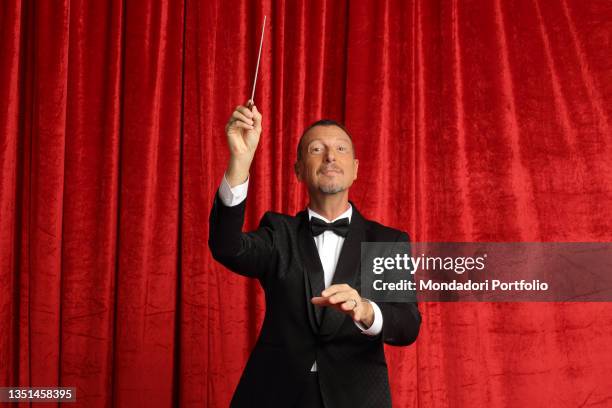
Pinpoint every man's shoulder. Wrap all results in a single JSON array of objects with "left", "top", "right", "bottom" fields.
[
  {"left": 258, "top": 210, "right": 303, "bottom": 228},
  {"left": 362, "top": 217, "right": 410, "bottom": 242}
]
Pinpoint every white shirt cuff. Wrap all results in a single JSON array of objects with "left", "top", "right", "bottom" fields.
[
  {"left": 354, "top": 300, "right": 383, "bottom": 336},
  {"left": 218, "top": 173, "right": 249, "bottom": 207}
]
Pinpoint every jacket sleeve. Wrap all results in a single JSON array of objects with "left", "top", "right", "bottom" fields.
[
  {"left": 379, "top": 232, "right": 422, "bottom": 346},
  {"left": 208, "top": 191, "right": 277, "bottom": 280}
]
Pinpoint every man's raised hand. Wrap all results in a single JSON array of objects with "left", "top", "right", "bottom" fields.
[{"left": 224, "top": 102, "right": 263, "bottom": 187}]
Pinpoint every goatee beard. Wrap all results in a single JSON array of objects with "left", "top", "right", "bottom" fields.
[{"left": 319, "top": 184, "right": 345, "bottom": 194}]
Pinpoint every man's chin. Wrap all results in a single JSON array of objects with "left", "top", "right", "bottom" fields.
[{"left": 318, "top": 184, "right": 346, "bottom": 194}]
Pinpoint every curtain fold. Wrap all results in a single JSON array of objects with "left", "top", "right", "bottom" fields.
[{"left": 1, "top": 0, "right": 611, "bottom": 407}]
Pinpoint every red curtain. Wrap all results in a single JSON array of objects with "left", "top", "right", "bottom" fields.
[{"left": 1, "top": 0, "right": 611, "bottom": 407}]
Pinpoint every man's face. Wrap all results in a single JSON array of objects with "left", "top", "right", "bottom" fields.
[{"left": 294, "top": 125, "right": 359, "bottom": 194}]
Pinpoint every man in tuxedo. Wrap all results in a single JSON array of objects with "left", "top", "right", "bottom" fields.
[{"left": 209, "top": 102, "right": 421, "bottom": 407}]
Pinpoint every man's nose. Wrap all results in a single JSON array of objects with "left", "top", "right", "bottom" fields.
[{"left": 324, "top": 148, "right": 336, "bottom": 162}]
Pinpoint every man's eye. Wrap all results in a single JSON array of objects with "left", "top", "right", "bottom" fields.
[
  {"left": 311, "top": 147, "right": 322, "bottom": 153},
  {"left": 338, "top": 146, "right": 347, "bottom": 152}
]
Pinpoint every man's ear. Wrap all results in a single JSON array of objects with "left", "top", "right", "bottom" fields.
[
  {"left": 353, "top": 158, "right": 359, "bottom": 181},
  {"left": 294, "top": 161, "right": 302, "bottom": 181}
]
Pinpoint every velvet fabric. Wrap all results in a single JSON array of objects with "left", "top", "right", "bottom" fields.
[{"left": 1, "top": 0, "right": 611, "bottom": 407}]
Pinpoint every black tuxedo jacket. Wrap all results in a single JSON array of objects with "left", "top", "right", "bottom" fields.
[{"left": 208, "top": 193, "right": 421, "bottom": 407}]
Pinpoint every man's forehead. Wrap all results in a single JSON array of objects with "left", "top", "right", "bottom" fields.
[{"left": 303, "top": 126, "right": 352, "bottom": 143}]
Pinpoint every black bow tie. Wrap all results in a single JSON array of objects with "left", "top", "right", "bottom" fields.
[{"left": 310, "top": 217, "right": 350, "bottom": 237}]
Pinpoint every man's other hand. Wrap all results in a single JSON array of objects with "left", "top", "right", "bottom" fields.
[{"left": 311, "top": 283, "right": 374, "bottom": 328}]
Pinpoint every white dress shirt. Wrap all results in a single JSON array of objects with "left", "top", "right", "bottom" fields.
[{"left": 218, "top": 175, "right": 383, "bottom": 372}]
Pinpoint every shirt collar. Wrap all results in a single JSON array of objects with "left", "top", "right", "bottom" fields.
[{"left": 308, "top": 204, "right": 353, "bottom": 223}]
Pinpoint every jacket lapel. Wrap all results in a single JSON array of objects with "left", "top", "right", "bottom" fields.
[
  {"left": 297, "top": 210, "right": 324, "bottom": 332},
  {"left": 319, "top": 204, "right": 366, "bottom": 339}
]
